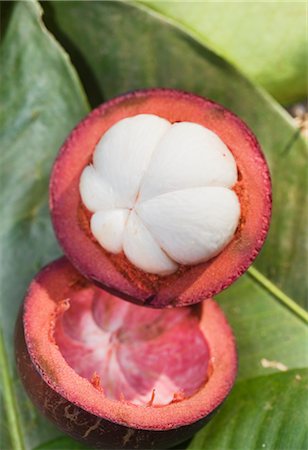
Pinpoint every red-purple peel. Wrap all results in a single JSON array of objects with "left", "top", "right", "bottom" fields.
[{"left": 50, "top": 89, "right": 272, "bottom": 308}]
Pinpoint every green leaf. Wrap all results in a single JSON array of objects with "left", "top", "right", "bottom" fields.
[
  {"left": 0, "top": 0, "right": 88, "bottom": 448},
  {"left": 33, "top": 436, "right": 88, "bottom": 450},
  {"left": 140, "top": 1, "right": 307, "bottom": 104},
  {"left": 0, "top": 329, "right": 24, "bottom": 450},
  {"left": 188, "top": 369, "right": 308, "bottom": 450},
  {"left": 216, "top": 273, "right": 308, "bottom": 381},
  {"left": 46, "top": 0, "right": 308, "bottom": 307}
]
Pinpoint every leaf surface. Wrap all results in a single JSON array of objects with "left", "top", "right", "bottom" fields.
[
  {"left": 33, "top": 437, "right": 87, "bottom": 450},
  {"left": 188, "top": 369, "right": 308, "bottom": 450},
  {"left": 141, "top": 1, "right": 307, "bottom": 104},
  {"left": 0, "top": 1, "right": 88, "bottom": 448},
  {"left": 217, "top": 274, "right": 308, "bottom": 382}
]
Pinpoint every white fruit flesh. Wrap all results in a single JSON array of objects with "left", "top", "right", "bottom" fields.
[{"left": 80, "top": 114, "right": 240, "bottom": 275}]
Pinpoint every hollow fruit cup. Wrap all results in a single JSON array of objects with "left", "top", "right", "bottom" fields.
[
  {"left": 16, "top": 258, "right": 237, "bottom": 450},
  {"left": 50, "top": 89, "right": 271, "bottom": 308}
]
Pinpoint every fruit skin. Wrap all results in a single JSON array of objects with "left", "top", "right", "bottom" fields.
[
  {"left": 50, "top": 88, "right": 272, "bottom": 307},
  {"left": 15, "top": 314, "right": 214, "bottom": 449},
  {"left": 15, "top": 257, "right": 237, "bottom": 450}
]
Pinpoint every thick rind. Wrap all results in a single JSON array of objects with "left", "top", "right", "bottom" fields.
[
  {"left": 16, "top": 322, "right": 218, "bottom": 449},
  {"left": 50, "top": 89, "right": 272, "bottom": 307},
  {"left": 15, "top": 258, "right": 237, "bottom": 449},
  {"left": 15, "top": 313, "right": 216, "bottom": 449}
]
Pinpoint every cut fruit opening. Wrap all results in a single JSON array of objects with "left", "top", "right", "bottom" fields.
[
  {"left": 20, "top": 257, "right": 237, "bottom": 431},
  {"left": 50, "top": 89, "right": 271, "bottom": 307},
  {"left": 54, "top": 286, "right": 210, "bottom": 406},
  {"left": 79, "top": 114, "right": 241, "bottom": 276}
]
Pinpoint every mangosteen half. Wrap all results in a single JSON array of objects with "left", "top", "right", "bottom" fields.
[
  {"left": 50, "top": 89, "right": 271, "bottom": 308},
  {"left": 16, "top": 258, "right": 237, "bottom": 450}
]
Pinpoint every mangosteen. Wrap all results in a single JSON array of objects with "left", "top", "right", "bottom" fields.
[
  {"left": 16, "top": 258, "right": 237, "bottom": 450},
  {"left": 50, "top": 89, "right": 271, "bottom": 307}
]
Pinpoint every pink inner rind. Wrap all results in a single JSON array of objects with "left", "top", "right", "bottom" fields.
[
  {"left": 22, "top": 258, "right": 237, "bottom": 431},
  {"left": 54, "top": 288, "right": 209, "bottom": 406}
]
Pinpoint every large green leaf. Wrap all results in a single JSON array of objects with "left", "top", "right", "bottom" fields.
[
  {"left": 188, "top": 369, "right": 308, "bottom": 450},
  {"left": 216, "top": 274, "right": 308, "bottom": 381},
  {"left": 1, "top": 1, "right": 307, "bottom": 450},
  {"left": 0, "top": 1, "right": 88, "bottom": 449},
  {"left": 140, "top": 1, "right": 307, "bottom": 105},
  {"left": 46, "top": 0, "right": 308, "bottom": 307}
]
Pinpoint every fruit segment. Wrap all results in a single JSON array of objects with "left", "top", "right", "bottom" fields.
[
  {"left": 93, "top": 114, "right": 170, "bottom": 208},
  {"left": 140, "top": 121, "right": 237, "bottom": 201},
  {"left": 91, "top": 209, "right": 129, "bottom": 253},
  {"left": 137, "top": 187, "right": 240, "bottom": 265},
  {"left": 79, "top": 165, "right": 115, "bottom": 212},
  {"left": 123, "top": 211, "right": 178, "bottom": 275}
]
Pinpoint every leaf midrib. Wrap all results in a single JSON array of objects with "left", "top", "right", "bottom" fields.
[
  {"left": 0, "top": 328, "right": 25, "bottom": 450},
  {"left": 247, "top": 267, "right": 308, "bottom": 324}
]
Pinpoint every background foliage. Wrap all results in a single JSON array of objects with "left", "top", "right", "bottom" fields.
[{"left": 0, "top": 1, "right": 307, "bottom": 450}]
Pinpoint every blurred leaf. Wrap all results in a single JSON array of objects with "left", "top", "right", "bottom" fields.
[
  {"left": 0, "top": 0, "right": 15, "bottom": 40},
  {"left": 188, "top": 369, "right": 308, "bottom": 450},
  {"left": 0, "top": 0, "right": 88, "bottom": 448},
  {"left": 140, "top": 1, "right": 307, "bottom": 104},
  {"left": 0, "top": 329, "right": 24, "bottom": 450},
  {"left": 33, "top": 436, "right": 88, "bottom": 450},
  {"left": 46, "top": 0, "right": 308, "bottom": 307}
]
